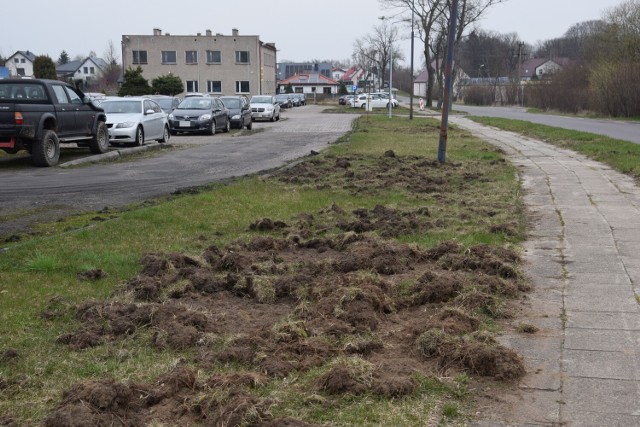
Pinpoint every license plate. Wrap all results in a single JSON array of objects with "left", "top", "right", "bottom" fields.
[{"left": 179, "top": 121, "right": 191, "bottom": 128}]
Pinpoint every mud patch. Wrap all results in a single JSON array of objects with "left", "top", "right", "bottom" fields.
[{"left": 45, "top": 152, "right": 527, "bottom": 425}]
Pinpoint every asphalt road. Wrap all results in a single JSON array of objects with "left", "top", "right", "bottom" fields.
[
  {"left": 0, "top": 105, "right": 355, "bottom": 238},
  {"left": 453, "top": 105, "right": 640, "bottom": 144}
]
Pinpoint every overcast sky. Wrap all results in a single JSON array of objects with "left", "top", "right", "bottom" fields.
[{"left": 1, "top": 0, "right": 623, "bottom": 67}]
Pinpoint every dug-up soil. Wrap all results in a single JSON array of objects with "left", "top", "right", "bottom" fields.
[{"left": 35, "top": 152, "right": 527, "bottom": 426}]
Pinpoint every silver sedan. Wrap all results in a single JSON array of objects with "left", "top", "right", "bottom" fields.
[{"left": 102, "top": 98, "right": 170, "bottom": 146}]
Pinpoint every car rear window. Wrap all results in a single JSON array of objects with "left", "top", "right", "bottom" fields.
[{"left": 0, "top": 83, "right": 47, "bottom": 101}]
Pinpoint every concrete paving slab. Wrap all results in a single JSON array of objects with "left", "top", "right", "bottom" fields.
[
  {"left": 566, "top": 272, "right": 632, "bottom": 286},
  {"left": 566, "top": 311, "right": 640, "bottom": 330},
  {"left": 564, "top": 285, "right": 638, "bottom": 313},
  {"left": 563, "top": 349, "right": 639, "bottom": 380},
  {"left": 562, "top": 377, "right": 640, "bottom": 416},
  {"left": 564, "top": 328, "right": 640, "bottom": 352}
]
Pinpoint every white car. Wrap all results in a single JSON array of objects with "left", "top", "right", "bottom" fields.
[
  {"left": 101, "top": 98, "right": 170, "bottom": 146},
  {"left": 348, "top": 94, "right": 398, "bottom": 109},
  {"left": 250, "top": 95, "right": 281, "bottom": 122}
]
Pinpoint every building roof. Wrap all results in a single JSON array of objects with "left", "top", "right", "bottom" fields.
[
  {"left": 8, "top": 50, "right": 37, "bottom": 62},
  {"left": 56, "top": 57, "right": 108, "bottom": 76},
  {"left": 519, "top": 57, "right": 572, "bottom": 78},
  {"left": 280, "top": 72, "right": 338, "bottom": 85}
]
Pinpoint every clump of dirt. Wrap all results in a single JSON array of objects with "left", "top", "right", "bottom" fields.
[
  {"left": 76, "top": 268, "right": 106, "bottom": 281},
  {"left": 45, "top": 151, "right": 527, "bottom": 425},
  {"left": 0, "top": 349, "right": 19, "bottom": 365}
]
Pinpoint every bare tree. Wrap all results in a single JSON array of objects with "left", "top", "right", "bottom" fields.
[
  {"left": 380, "top": 0, "right": 506, "bottom": 106},
  {"left": 353, "top": 23, "right": 404, "bottom": 90}
]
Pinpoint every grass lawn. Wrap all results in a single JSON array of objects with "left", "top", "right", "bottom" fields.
[{"left": 0, "top": 115, "right": 528, "bottom": 426}]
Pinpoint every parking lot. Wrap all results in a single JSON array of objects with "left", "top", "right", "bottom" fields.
[{"left": 0, "top": 105, "right": 356, "bottom": 238}]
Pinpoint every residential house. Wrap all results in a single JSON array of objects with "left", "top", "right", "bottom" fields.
[
  {"left": 5, "top": 50, "right": 36, "bottom": 78},
  {"left": 339, "top": 67, "right": 376, "bottom": 92},
  {"left": 332, "top": 66, "right": 346, "bottom": 82},
  {"left": 520, "top": 58, "right": 572, "bottom": 80},
  {"left": 413, "top": 62, "right": 469, "bottom": 99},
  {"left": 278, "top": 72, "right": 339, "bottom": 95},
  {"left": 121, "top": 28, "right": 277, "bottom": 96},
  {"left": 277, "top": 62, "right": 332, "bottom": 81},
  {"left": 56, "top": 56, "right": 108, "bottom": 89}
]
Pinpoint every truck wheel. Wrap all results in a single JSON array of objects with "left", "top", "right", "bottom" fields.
[
  {"left": 32, "top": 130, "right": 60, "bottom": 167},
  {"left": 89, "top": 121, "right": 109, "bottom": 154}
]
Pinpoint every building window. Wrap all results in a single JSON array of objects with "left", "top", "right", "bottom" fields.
[
  {"left": 133, "top": 50, "right": 147, "bottom": 64},
  {"left": 83, "top": 67, "right": 88, "bottom": 74},
  {"left": 207, "top": 80, "right": 222, "bottom": 93},
  {"left": 21, "top": 58, "right": 26, "bottom": 63},
  {"left": 185, "top": 50, "right": 198, "bottom": 64},
  {"left": 161, "top": 51, "right": 176, "bottom": 64},
  {"left": 90, "top": 67, "right": 95, "bottom": 74},
  {"left": 16, "top": 68, "right": 25, "bottom": 76},
  {"left": 323, "top": 87, "right": 332, "bottom": 94},
  {"left": 235, "top": 51, "right": 250, "bottom": 64},
  {"left": 186, "top": 81, "right": 199, "bottom": 92},
  {"left": 14, "top": 58, "right": 19, "bottom": 63},
  {"left": 206, "top": 50, "right": 221, "bottom": 64},
  {"left": 235, "top": 81, "right": 250, "bottom": 93}
]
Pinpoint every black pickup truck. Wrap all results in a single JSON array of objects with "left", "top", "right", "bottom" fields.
[{"left": 0, "top": 79, "right": 108, "bottom": 166}]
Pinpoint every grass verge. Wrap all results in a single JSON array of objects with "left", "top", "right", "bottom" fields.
[
  {"left": 0, "top": 115, "right": 527, "bottom": 426},
  {"left": 469, "top": 116, "right": 640, "bottom": 179}
]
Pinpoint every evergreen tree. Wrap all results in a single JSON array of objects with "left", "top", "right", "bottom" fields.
[
  {"left": 338, "top": 82, "right": 348, "bottom": 95},
  {"left": 57, "top": 50, "right": 70, "bottom": 65},
  {"left": 118, "top": 66, "right": 151, "bottom": 96},
  {"left": 151, "top": 74, "right": 183, "bottom": 95},
  {"left": 285, "top": 83, "right": 294, "bottom": 94},
  {"left": 33, "top": 55, "right": 57, "bottom": 79}
]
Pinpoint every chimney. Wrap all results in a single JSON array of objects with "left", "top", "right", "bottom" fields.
[
  {"left": 153, "top": 28, "right": 162, "bottom": 36},
  {"left": 206, "top": 29, "right": 212, "bottom": 36},
  {"left": 232, "top": 28, "right": 239, "bottom": 36},
  {"left": 197, "top": 32, "right": 202, "bottom": 36}
]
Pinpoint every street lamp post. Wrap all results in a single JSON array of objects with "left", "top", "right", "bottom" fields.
[{"left": 379, "top": 15, "right": 398, "bottom": 119}]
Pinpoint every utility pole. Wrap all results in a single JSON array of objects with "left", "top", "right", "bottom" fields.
[
  {"left": 517, "top": 41, "right": 525, "bottom": 107},
  {"left": 409, "top": 0, "right": 415, "bottom": 120}
]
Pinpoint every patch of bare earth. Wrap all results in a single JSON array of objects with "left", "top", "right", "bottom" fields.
[{"left": 42, "top": 152, "right": 527, "bottom": 426}]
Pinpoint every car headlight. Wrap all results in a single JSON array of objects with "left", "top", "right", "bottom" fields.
[
  {"left": 168, "top": 114, "right": 174, "bottom": 120},
  {"left": 231, "top": 114, "right": 241, "bottom": 120},
  {"left": 115, "top": 122, "right": 135, "bottom": 128},
  {"left": 199, "top": 114, "right": 212, "bottom": 121},
  {"left": 264, "top": 107, "right": 273, "bottom": 113}
]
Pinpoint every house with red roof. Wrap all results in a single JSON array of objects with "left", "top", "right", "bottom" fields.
[
  {"left": 278, "top": 72, "right": 340, "bottom": 95},
  {"left": 520, "top": 58, "right": 573, "bottom": 80}
]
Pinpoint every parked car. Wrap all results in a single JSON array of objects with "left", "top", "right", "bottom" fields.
[
  {"left": 287, "top": 93, "right": 301, "bottom": 107},
  {"left": 371, "top": 92, "right": 400, "bottom": 107},
  {"left": 293, "top": 93, "right": 306, "bottom": 105},
  {"left": 339, "top": 94, "right": 356, "bottom": 105},
  {"left": 146, "top": 95, "right": 182, "bottom": 114},
  {"left": 168, "top": 96, "right": 230, "bottom": 135},
  {"left": 348, "top": 94, "right": 397, "bottom": 109},
  {"left": 0, "top": 78, "right": 108, "bottom": 166},
  {"left": 101, "top": 97, "right": 170, "bottom": 146},
  {"left": 219, "top": 95, "right": 252, "bottom": 130},
  {"left": 249, "top": 95, "right": 280, "bottom": 122},
  {"left": 275, "top": 94, "right": 292, "bottom": 108}
]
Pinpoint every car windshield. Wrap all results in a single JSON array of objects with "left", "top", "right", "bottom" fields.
[
  {"left": 154, "top": 98, "right": 174, "bottom": 110},
  {"left": 275, "top": 95, "right": 287, "bottom": 100},
  {"left": 178, "top": 98, "right": 212, "bottom": 109},
  {"left": 0, "top": 83, "right": 47, "bottom": 101},
  {"left": 251, "top": 96, "right": 271, "bottom": 104},
  {"left": 221, "top": 98, "right": 241, "bottom": 109},
  {"left": 101, "top": 100, "right": 142, "bottom": 114}
]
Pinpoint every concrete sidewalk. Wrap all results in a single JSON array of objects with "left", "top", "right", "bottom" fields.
[{"left": 450, "top": 117, "right": 640, "bottom": 426}]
